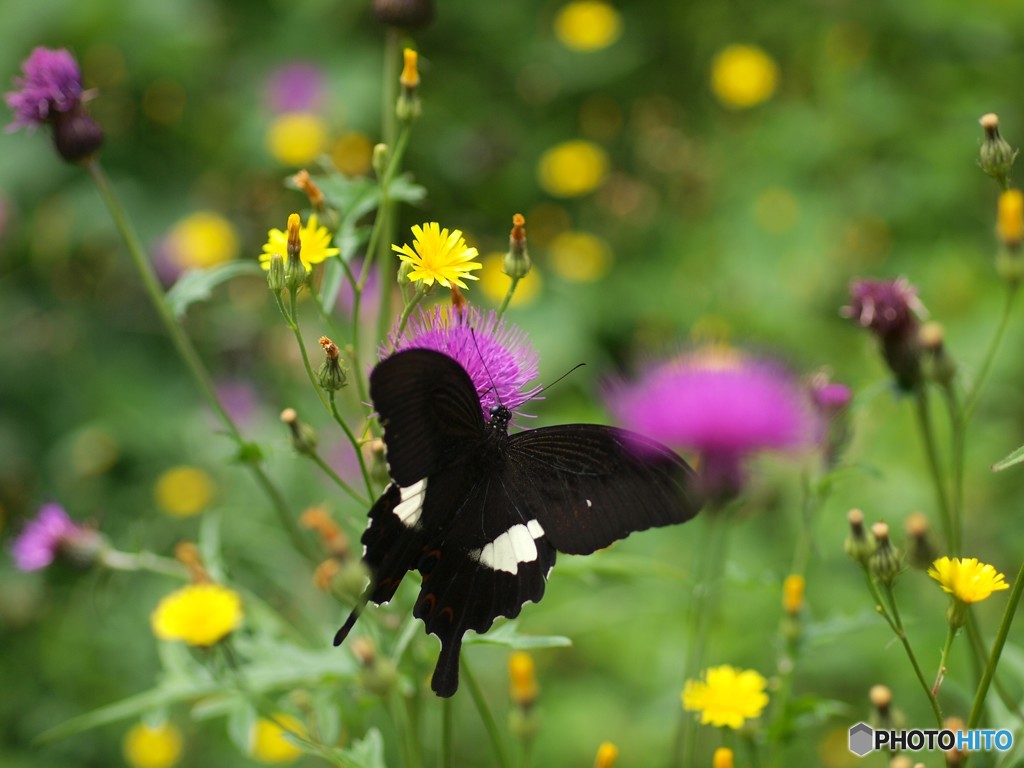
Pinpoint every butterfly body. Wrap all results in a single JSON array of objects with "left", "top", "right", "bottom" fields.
[{"left": 336, "top": 348, "right": 702, "bottom": 697}]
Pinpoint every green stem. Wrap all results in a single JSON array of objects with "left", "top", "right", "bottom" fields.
[
  {"left": 440, "top": 697, "right": 453, "bottom": 768},
  {"left": 375, "top": 29, "right": 402, "bottom": 347},
  {"left": 967, "top": 559, "right": 1024, "bottom": 731},
  {"left": 287, "top": 289, "right": 330, "bottom": 412},
  {"left": 941, "top": 384, "right": 966, "bottom": 557},
  {"left": 462, "top": 657, "right": 512, "bottom": 768},
  {"left": 308, "top": 450, "right": 370, "bottom": 507},
  {"left": 913, "top": 387, "right": 957, "bottom": 553},
  {"left": 963, "top": 283, "right": 1018, "bottom": 421},
  {"left": 496, "top": 276, "right": 521, "bottom": 318},
  {"left": 85, "top": 160, "right": 313, "bottom": 563},
  {"left": 99, "top": 549, "right": 188, "bottom": 578},
  {"left": 394, "top": 292, "right": 426, "bottom": 342},
  {"left": 880, "top": 582, "right": 944, "bottom": 727},
  {"left": 932, "top": 623, "right": 958, "bottom": 696},
  {"left": 965, "top": 611, "right": 1024, "bottom": 719},
  {"left": 329, "top": 392, "right": 375, "bottom": 500}
]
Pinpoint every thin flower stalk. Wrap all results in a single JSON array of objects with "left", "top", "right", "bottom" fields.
[
  {"left": 84, "top": 159, "right": 315, "bottom": 563},
  {"left": 913, "top": 387, "right": 957, "bottom": 553},
  {"left": 932, "top": 624, "right": 957, "bottom": 695},
  {"left": 307, "top": 448, "right": 371, "bottom": 508},
  {"left": 963, "top": 283, "right": 1018, "bottom": 420},
  {"left": 329, "top": 392, "right": 375, "bottom": 499},
  {"left": 462, "top": 657, "right": 513, "bottom": 768},
  {"left": 878, "top": 581, "right": 944, "bottom": 727}
]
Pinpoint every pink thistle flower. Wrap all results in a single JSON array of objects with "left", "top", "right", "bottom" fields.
[
  {"left": 607, "top": 347, "right": 817, "bottom": 501},
  {"left": 6, "top": 47, "right": 84, "bottom": 131},
  {"left": 10, "top": 503, "right": 94, "bottom": 571},
  {"left": 386, "top": 304, "right": 540, "bottom": 418},
  {"left": 842, "top": 277, "right": 927, "bottom": 390}
]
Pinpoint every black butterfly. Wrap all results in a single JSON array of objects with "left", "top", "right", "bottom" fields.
[{"left": 334, "top": 348, "right": 703, "bottom": 697}]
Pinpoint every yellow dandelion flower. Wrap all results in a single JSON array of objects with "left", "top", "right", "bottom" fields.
[
  {"left": 392, "top": 222, "right": 482, "bottom": 289},
  {"left": 593, "top": 741, "right": 619, "bottom": 768},
  {"left": 154, "top": 466, "right": 215, "bottom": 517},
  {"left": 548, "top": 231, "right": 612, "bottom": 282},
  {"left": 250, "top": 714, "right": 306, "bottom": 764},
  {"left": 151, "top": 583, "right": 243, "bottom": 646},
  {"left": 266, "top": 112, "right": 328, "bottom": 166},
  {"left": 479, "top": 252, "right": 542, "bottom": 307},
  {"left": 712, "top": 747, "right": 734, "bottom": 768},
  {"left": 123, "top": 721, "right": 184, "bottom": 768},
  {"left": 710, "top": 44, "right": 779, "bottom": 109},
  {"left": 682, "top": 665, "right": 769, "bottom": 729},
  {"left": 928, "top": 557, "right": 1010, "bottom": 603},
  {"left": 538, "top": 140, "right": 609, "bottom": 197},
  {"left": 165, "top": 212, "right": 239, "bottom": 270},
  {"left": 509, "top": 651, "right": 539, "bottom": 707},
  {"left": 554, "top": 2, "right": 622, "bottom": 52},
  {"left": 259, "top": 213, "right": 339, "bottom": 273}
]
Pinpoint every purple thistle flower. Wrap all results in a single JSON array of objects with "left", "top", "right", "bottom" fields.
[
  {"left": 6, "top": 47, "right": 84, "bottom": 131},
  {"left": 386, "top": 304, "right": 541, "bottom": 417},
  {"left": 842, "top": 277, "right": 927, "bottom": 390},
  {"left": 607, "top": 347, "right": 817, "bottom": 502},
  {"left": 265, "top": 63, "right": 326, "bottom": 114},
  {"left": 10, "top": 503, "right": 89, "bottom": 571}
]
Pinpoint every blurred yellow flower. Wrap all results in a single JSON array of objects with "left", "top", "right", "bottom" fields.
[
  {"left": 782, "top": 573, "right": 805, "bottom": 614},
  {"left": 479, "top": 253, "right": 541, "bottom": 307},
  {"left": 538, "top": 140, "right": 609, "bottom": 197},
  {"left": 928, "top": 557, "right": 1010, "bottom": 603},
  {"left": 151, "top": 583, "right": 242, "bottom": 646},
  {"left": 267, "top": 112, "right": 328, "bottom": 166},
  {"left": 509, "top": 651, "right": 539, "bottom": 706},
  {"left": 682, "top": 665, "right": 769, "bottom": 729},
  {"left": 165, "top": 212, "right": 239, "bottom": 270},
  {"left": 593, "top": 741, "right": 619, "bottom": 768},
  {"left": 710, "top": 45, "right": 779, "bottom": 109},
  {"left": 712, "top": 747, "right": 734, "bottom": 768},
  {"left": 260, "top": 213, "right": 339, "bottom": 272},
  {"left": 154, "top": 466, "right": 215, "bottom": 517},
  {"left": 997, "top": 189, "right": 1024, "bottom": 248},
  {"left": 250, "top": 714, "right": 306, "bottom": 764},
  {"left": 123, "top": 721, "right": 184, "bottom": 768},
  {"left": 554, "top": 1, "right": 622, "bottom": 52},
  {"left": 332, "top": 131, "right": 374, "bottom": 177},
  {"left": 548, "top": 231, "right": 612, "bottom": 282},
  {"left": 392, "top": 222, "right": 482, "bottom": 289}
]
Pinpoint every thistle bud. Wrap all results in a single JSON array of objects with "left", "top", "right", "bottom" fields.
[
  {"left": 373, "top": 0, "right": 435, "bottom": 29},
  {"left": 904, "top": 512, "right": 936, "bottom": 570},
  {"left": 504, "top": 213, "right": 532, "bottom": 280},
  {"left": 52, "top": 106, "right": 105, "bottom": 163},
  {"left": 843, "top": 278, "right": 926, "bottom": 392},
  {"left": 316, "top": 336, "right": 348, "bottom": 392},
  {"left": 979, "top": 113, "right": 1017, "bottom": 187},
  {"left": 267, "top": 252, "right": 285, "bottom": 292},
  {"left": 284, "top": 213, "right": 308, "bottom": 291},
  {"left": 396, "top": 48, "right": 422, "bottom": 123},
  {"left": 281, "top": 407, "right": 317, "bottom": 455},
  {"left": 844, "top": 508, "right": 875, "bottom": 565},
  {"left": 918, "top": 322, "right": 956, "bottom": 387},
  {"left": 868, "top": 522, "right": 901, "bottom": 585}
]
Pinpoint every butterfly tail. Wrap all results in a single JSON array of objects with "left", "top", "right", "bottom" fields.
[
  {"left": 332, "top": 603, "right": 363, "bottom": 646},
  {"left": 430, "top": 635, "right": 463, "bottom": 697}
]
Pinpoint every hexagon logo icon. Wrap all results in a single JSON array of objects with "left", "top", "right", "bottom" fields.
[{"left": 848, "top": 722, "right": 874, "bottom": 757}]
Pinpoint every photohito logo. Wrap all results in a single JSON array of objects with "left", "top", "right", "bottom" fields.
[{"left": 848, "top": 722, "right": 1013, "bottom": 756}]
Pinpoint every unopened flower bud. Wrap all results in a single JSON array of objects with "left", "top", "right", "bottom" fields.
[
  {"left": 372, "top": 143, "right": 389, "bottom": 178},
  {"left": 366, "top": 438, "right": 390, "bottom": 486},
  {"left": 351, "top": 636, "right": 377, "bottom": 667},
  {"left": 868, "top": 522, "right": 901, "bottom": 585},
  {"left": 396, "top": 48, "right": 422, "bottom": 123},
  {"left": 998, "top": 189, "right": 1024, "bottom": 249},
  {"left": 281, "top": 407, "right": 317, "bottom": 455},
  {"left": 283, "top": 213, "right": 308, "bottom": 290},
  {"left": 782, "top": 574, "right": 805, "bottom": 615},
  {"left": 944, "top": 716, "right": 968, "bottom": 765},
  {"left": 844, "top": 278, "right": 925, "bottom": 391},
  {"left": 397, "top": 259, "right": 414, "bottom": 286},
  {"left": 301, "top": 504, "right": 350, "bottom": 558},
  {"left": 312, "top": 559, "right": 341, "bottom": 591},
  {"left": 594, "top": 742, "right": 619, "bottom": 768},
  {"left": 291, "top": 170, "right": 325, "bottom": 210},
  {"left": 335, "top": 559, "right": 371, "bottom": 600},
  {"left": 373, "top": 0, "right": 435, "bottom": 29},
  {"left": 316, "top": 336, "right": 348, "bottom": 392},
  {"left": 869, "top": 684, "right": 905, "bottom": 732},
  {"left": 918, "top": 322, "right": 956, "bottom": 386},
  {"left": 509, "top": 651, "right": 539, "bottom": 708},
  {"left": 904, "top": 512, "right": 937, "bottom": 570},
  {"left": 360, "top": 656, "right": 398, "bottom": 696},
  {"left": 712, "top": 747, "right": 734, "bottom": 768},
  {"left": 52, "top": 106, "right": 104, "bottom": 163},
  {"left": 450, "top": 284, "right": 467, "bottom": 314},
  {"left": 174, "top": 541, "right": 211, "bottom": 583},
  {"left": 267, "top": 252, "right": 285, "bottom": 292},
  {"left": 504, "top": 213, "right": 532, "bottom": 280},
  {"left": 979, "top": 113, "right": 1017, "bottom": 187},
  {"left": 844, "top": 508, "right": 875, "bottom": 564}
]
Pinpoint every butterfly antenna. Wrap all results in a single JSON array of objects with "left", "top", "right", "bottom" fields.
[
  {"left": 469, "top": 327, "right": 505, "bottom": 408},
  {"left": 524, "top": 363, "right": 586, "bottom": 404}
]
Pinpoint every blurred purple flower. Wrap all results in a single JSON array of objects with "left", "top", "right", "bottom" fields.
[
  {"left": 386, "top": 304, "right": 541, "bottom": 417},
  {"left": 11, "top": 503, "right": 88, "bottom": 571},
  {"left": 6, "top": 47, "right": 84, "bottom": 130},
  {"left": 216, "top": 380, "right": 259, "bottom": 427},
  {"left": 607, "top": 348, "right": 816, "bottom": 502},
  {"left": 336, "top": 259, "right": 381, "bottom": 317},
  {"left": 266, "top": 63, "right": 326, "bottom": 114}
]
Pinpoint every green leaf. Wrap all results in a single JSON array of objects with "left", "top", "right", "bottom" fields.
[
  {"left": 463, "top": 621, "right": 571, "bottom": 649},
  {"left": 165, "top": 261, "right": 263, "bottom": 318},
  {"left": 343, "top": 728, "right": 386, "bottom": 768},
  {"left": 993, "top": 443, "right": 1024, "bottom": 472}
]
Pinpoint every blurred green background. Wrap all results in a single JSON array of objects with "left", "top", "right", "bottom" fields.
[{"left": 4, "top": 0, "right": 1024, "bottom": 766}]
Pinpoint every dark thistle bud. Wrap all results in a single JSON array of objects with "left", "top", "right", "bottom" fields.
[
  {"left": 373, "top": 0, "right": 435, "bottom": 29},
  {"left": 979, "top": 113, "right": 1017, "bottom": 187},
  {"left": 396, "top": 48, "right": 422, "bottom": 124},
  {"left": 51, "top": 105, "right": 104, "bottom": 163},
  {"left": 284, "top": 213, "right": 308, "bottom": 291},
  {"left": 316, "top": 336, "right": 348, "bottom": 391},
  {"left": 904, "top": 512, "right": 937, "bottom": 570},
  {"left": 504, "top": 213, "right": 532, "bottom": 280},
  {"left": 280, "top": 407, "right": 317, "bottom": 455},
  {"left": 918, "top": 322, "right": 957, "bottom": 387},
  {"left": 868, "top": 522, "right": 901, "bottom": 585},
  {"left": 267, "top": 252, "right": 285, "bottom": 292},
  {"left": 842, "top": 278, "right": 926, "bottom": 391},
  {"left": 844, "top": 508, "right": 875, "bottom": 565}
]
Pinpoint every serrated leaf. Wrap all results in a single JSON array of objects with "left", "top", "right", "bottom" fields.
[
  {"left": 463, "top": 621, "right": 571, "bottom": 649},
  {"left": 993, "top": 444, "right": 1024, "bottom": 472},
  {"left": 165, "top": 261, "right": 263, "bottom": 318},
  {"left": 343, "top": 728, "right": 386, "bottom": 768}
]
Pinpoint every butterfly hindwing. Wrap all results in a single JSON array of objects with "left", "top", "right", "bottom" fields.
[{"left": 505, "top": 424, "right": 703, "bottom": 555}]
